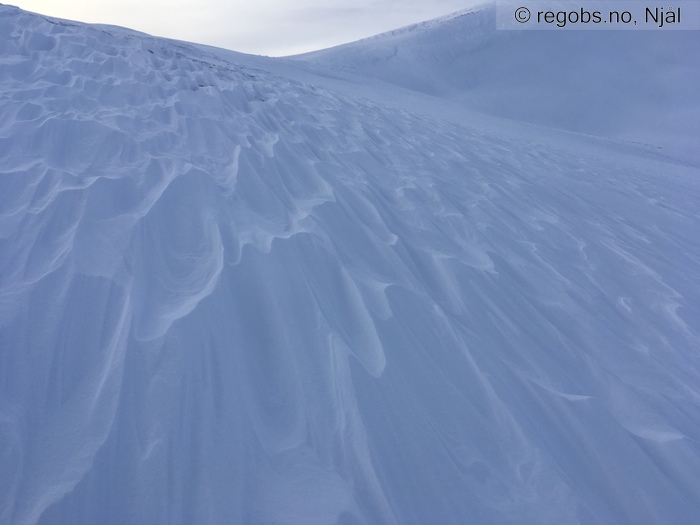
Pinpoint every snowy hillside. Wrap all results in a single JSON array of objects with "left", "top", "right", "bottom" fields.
[
  {"left": 297, "top": 4, "right": 700, "bottom": 162},
  {"left": 1, "top": 3, "right": 700, "bottom": 525}
]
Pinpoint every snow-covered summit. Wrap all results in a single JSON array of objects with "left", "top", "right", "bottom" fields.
[
  {"left": 1, "top": 5, "right": 699, "bottom": 525},
  {"left": 297, "top": 2, "right": 700, "bottom": 160}
]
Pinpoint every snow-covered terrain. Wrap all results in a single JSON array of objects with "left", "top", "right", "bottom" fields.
[
  {"left": 1, "top": 3, "right": 699, "bottom": 524},
  {"left": 297, "top": 5, "right": 700, "bottom": 163}
]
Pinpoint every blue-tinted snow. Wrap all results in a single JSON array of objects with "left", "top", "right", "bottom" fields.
[
  {"left": 297, "top": 5, "right": 700, "bottom": 164},
  {"left": 0, "top": 3, "right": 699, "bottom": 525}
]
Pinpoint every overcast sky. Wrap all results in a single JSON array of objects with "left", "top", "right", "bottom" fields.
[{"left": 12, "top": 0, "right": 478, "bottom": 56}]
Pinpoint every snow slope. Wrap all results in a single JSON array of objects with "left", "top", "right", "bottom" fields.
[
  {"left": 1, "top": 4, "right": 699, "bottom": 525},
  {"left": 297, "top": 4, "right": 700, "bottom": 162}
]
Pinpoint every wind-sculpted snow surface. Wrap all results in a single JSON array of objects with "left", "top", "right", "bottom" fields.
[
  {"left": 298, "top": 4, "right": 700, "bottom": 162},
  {"left": 1, "top": 5, "right": 700, "bottom": 525}
]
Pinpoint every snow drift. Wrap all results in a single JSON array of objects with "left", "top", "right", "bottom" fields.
[
  {"left": 0, "top": 3, "right": 699, "bottom": 525},
  {"left": 297, "top": 4, "right": 700, "bottom": 161}
]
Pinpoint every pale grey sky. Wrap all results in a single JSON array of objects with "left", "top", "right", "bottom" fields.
[{"left": 12, "top": 0, "right": 478, "bottom": 56}]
